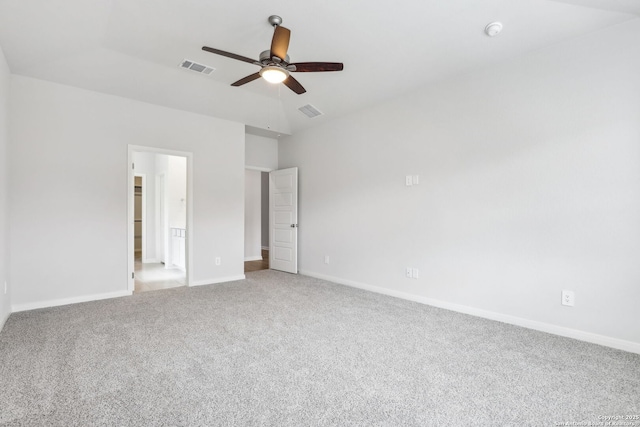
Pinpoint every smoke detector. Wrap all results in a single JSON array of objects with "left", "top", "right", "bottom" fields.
[{"left": 485, "top": 22, "right": 503, "bottom": 37}]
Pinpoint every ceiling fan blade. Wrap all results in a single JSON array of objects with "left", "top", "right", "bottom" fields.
[
  {"left": 289, "top": 62, "right": 344, "bottom": 72},
  {"left": 270, "top": 26, "right": 291, "bottom": 60},
  {"left": 283, "top": 75, "right": 306, "bottom": 95},
  {"left": 231, "top": 72, "right": 262, "bottom": 87},
  {"left": 202, "top": 46, "right": 260, "bottom": 66}
]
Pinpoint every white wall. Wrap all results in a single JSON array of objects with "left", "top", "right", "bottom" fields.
[
  {"left": 167, "top": 155, "right": 187, "bottom": 229},
  {"left": 9, "top": 76, "right": 245, "bottom": 309},
  {"left": 155, "top": 153, "right": 169, "bottom": 264},
  {"left": 150, "top": 153, "right": 187, "bottom": 266},
  {"left": 279, "top": 20, "right": 640, "bottom": 349},
  {"left": 245, "top": 133, "right": 278, "bottom": 170},
  {"left": 244, "top": 169, "right": 262, "bottom": 261},
  {"left": 245, "top": 132, "right": 277, "bottom": 255},
  {"left": 0, "top": 45, "right": 10, "bottom": 329}
]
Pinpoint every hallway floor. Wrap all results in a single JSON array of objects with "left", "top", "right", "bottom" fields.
[
  {"left": 244, "top": 249, "right": 269, "bottom": 273},
  {"left": 134, "top": 248, "right": 267, "bottom": 293},
  {"left": 134, "top": 257, "right": 185, "bottom": 293}
]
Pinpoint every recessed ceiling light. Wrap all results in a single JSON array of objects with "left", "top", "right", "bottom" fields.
[{"left": 485, "top": 22, "right": 503, "bottom": 37}]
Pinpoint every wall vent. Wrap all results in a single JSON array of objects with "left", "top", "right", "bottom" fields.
[
  {"left": 298, "top": 104, "right": 323, "bottom": 119},
  {"left": 179, "top": 59, "right": 215, "bottom": 75}
]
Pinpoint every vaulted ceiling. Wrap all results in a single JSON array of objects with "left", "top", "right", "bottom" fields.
[{"left": 0, "top": 0, "right": 637, "bottom": 136}]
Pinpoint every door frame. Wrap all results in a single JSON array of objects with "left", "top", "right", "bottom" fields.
[{"left": 128, "top": 145, "right": 194, "bottom": 292}]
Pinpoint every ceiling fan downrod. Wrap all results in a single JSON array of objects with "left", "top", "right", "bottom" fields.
[{"left": 268, "top": 15, "right": 282, "bottom": 27}]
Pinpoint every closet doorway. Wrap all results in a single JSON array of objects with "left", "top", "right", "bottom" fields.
[
  {"left": 128, "top": 146, "right": 193, "bottom": 293},
  {"left": 134, "top": 175, "right": 144, "bottom": 259}
]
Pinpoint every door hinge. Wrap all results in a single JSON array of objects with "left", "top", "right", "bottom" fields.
[
  {"left": 132, "top": 272, "right": 135, "bottom": 279},
  {"left": 132, "top": 162, "right": 135, "bottom": 170}
]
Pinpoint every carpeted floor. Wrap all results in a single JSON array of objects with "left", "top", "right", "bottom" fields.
[{"left": 1, "top": 270, "right": 639, "bottom": 426}]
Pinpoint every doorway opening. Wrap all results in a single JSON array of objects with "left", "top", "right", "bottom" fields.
[
  {"left": 128, "top": 146, "right": 193, "bottom": 293},
  {"left": 134, "top": 175, "right": 144, "bottom": 259},
  {"left": 244, "top": 169, "right": 270, "bottom": 273}
]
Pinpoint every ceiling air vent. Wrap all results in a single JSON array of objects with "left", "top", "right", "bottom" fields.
[
  {"left": 179, "top": 59, "right": 215, "bottom": 75},
  {"left": 298, "top": 104, "right": 323, "bottom": 119}
]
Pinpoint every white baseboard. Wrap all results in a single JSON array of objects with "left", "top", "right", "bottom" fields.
[
  {"left": 244, "top": 256, "right": 263, "bottom": 262},
  {"left": 0, "top": 310, "right": 9, "bottom": 332},
  {"left": 299, "top": 270, "right": 640, "bottom": 355},
  {"left": 191, "top": 275, "right": 246, "bottom": 287},
  {"left": 11, "top": 290, "right": 133, "bottom": 313},
  {"left": 142, "top": 258, "right": 160, "bottom": 264}
]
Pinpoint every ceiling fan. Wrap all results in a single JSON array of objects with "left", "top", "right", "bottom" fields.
[{"left": 202, "top": 15, "right": 343, "bottom": 95}]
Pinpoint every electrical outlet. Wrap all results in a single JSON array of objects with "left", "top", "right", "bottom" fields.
[
  {"left": 561, "top": 290, "right": 575, "bottom": 307},
  {"left": 406, "top": 267, "right": 413, "bottom": 278},
  {"left": 215, "top": 257, "right": 221, "bottom": 266},
  {"left": 405, "top": 175, "right": 413, "bottom": 186},
  {"left": 412, "top": 175, "right": 419, "bottom": 185},
  {"left": 412, "top": 268, "right": 419, "bottom": 279},
  {"left": 324, "top": 255, "right": 330, "bottom": 264}
]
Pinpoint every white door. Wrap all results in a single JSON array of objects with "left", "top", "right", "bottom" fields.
[{"left": 269, "top": 167, "right": 298, "bottom": 274}]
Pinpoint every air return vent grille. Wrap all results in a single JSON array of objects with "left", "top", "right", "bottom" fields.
[
  {"left": 298, "top": 104, "right": 323, "bottom": 118},
  {"left": 179, "top": 59, "right": 215, "bottom": 75}
]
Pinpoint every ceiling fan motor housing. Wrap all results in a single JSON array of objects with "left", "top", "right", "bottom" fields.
[{"left": 260, "top": 50, "right": 290, "bottom": 65}]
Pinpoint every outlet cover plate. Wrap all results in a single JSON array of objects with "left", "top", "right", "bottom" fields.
[{"left": 561, "top": 290, "right": 575, "bottom": 306}]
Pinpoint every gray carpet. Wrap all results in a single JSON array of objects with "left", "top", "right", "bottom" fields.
[{"left": 1, "top": 270, "right": 638, "bottom": 426}]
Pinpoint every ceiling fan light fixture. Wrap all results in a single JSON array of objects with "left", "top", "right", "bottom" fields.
[
  {"left": 202, "top": 14, "right": 343, "bottom": 94},
  {"left": 260, "top": 66, "right": 289, "bottom": 84}
]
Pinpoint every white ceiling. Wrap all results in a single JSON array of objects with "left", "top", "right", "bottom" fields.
[{"left": 0, "top": 0, "right": 637, "bottom": 136}]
